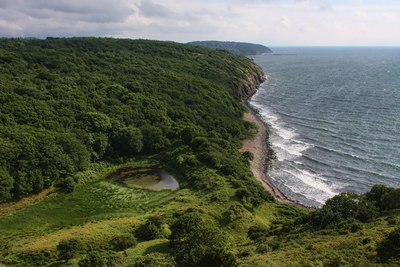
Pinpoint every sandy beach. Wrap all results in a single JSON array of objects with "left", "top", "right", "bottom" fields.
[{"left": 240, "top": 101, "right": 309, "bottom": 208}]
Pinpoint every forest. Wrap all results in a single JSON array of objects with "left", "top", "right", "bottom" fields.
[{"left": 0, "top": 37, "right": 399, "bottom": 267}]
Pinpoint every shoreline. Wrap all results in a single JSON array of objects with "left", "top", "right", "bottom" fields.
[{"left": 240, "top": 100, "right": 310, "bottom": 209}]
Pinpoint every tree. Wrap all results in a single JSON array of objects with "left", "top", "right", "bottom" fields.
[
  {"left": 174, "top": 225, "right": 237, "bottom": 267},
  {"left": 381, "top": 188, "right": 400, "bottom": 211},
  {"left": 169, "top": 211, "right": 203, "bottom": 250},
  {"left": 0, "top": 167, "right": 14, "bottom": 202},
  {"left": 140, "top": 125, "right": 170, "bottom": 153},
  {"left": 57, "top": 238, "right": 86, "bottom": 262},
  {"left": 112, "top": 126, "right": 143, "bottom": 157},
  {"left": 83, "top": 112, "right": 112, "bottom": 132},
  {"left": 365, "top": 184, "right": 394, "bottom": 210}
]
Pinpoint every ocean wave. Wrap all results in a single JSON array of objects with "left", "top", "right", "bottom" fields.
[{"left": 276, "top": 167, "right": 338, "bottom": 204}]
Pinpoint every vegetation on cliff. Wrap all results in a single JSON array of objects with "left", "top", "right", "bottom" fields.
[
  {"left": 187, "top": 41, "right": 272, "bottom": 56},
  {"left": 0, "top": 38, "right": 399, "bottom": 267}
]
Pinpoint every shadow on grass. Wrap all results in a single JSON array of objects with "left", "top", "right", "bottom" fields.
[
  {"left": 143, "top": 240, "right": 169, "bottom": 255},
  {"left": 47, "top": 261, "right": 66, "bottom": 267}
]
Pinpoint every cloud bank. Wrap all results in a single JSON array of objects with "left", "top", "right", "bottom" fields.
[{"left": 0, "top": 0, "right": 399, "bottom": 46}]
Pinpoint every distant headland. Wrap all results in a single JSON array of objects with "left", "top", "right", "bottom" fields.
[{"left": 187, "top": 40, "right": 272, "bottom": 56}]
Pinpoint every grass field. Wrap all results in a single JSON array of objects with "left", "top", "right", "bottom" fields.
[{"left": 1, "top": 160, "right": 399, "bottom": 266}]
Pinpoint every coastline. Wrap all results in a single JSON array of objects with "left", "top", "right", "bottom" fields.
[{"left": 240, "top": 100, "right": 310, "bottom": 209}]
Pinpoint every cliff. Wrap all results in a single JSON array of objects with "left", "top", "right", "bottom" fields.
[{"left": 229, "top": 66, "right": 266, "bottom": 99}]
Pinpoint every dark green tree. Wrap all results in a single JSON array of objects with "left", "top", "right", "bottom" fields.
[
  {"left": 169, "top": 211, "right": 203, "bottom": 250},
  {"left": 365, "top": 184, "right": 394, "bottom": 210},
  {"left": 112, "top": 126, "right": 143, "bottom": 156},
  {"left": 0, "top": 167, "right": 14, "bottom": 202}
]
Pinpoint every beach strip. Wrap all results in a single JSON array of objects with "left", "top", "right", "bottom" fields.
[{"left": 240, "top": 101, "right": 309, "bottom": 208}]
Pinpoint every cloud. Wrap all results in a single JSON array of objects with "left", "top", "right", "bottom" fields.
[
  {"left": 317, "top": 0, "right": 332, "bottom": 11},
  {"left": 1, "top": 0, "right": 135, "bottom": 23},
  {"left": 0, "top": 0, "right": 399, "bottom": 45},
  {"left": 276, "top": 15, "right": 291, "bottom": 27},
  {"left": 137, "top": 0, "right": 173, "bottom": 18}
]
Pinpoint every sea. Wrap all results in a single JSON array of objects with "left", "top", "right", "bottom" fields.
[{"left": 250, "top": 47, "right": 400, "bottom": 207}]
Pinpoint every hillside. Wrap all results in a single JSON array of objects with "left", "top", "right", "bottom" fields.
[
  {"left": 0, "top": 38, "right": 399, "bottom": 267},
  {"left": 187, "top": 41, "right": 272, "bottom": 56}
]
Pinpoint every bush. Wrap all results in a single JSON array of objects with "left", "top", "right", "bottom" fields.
[
  {"left": 110, "top": 234, "right": 137, "bottom": 251},
  {"left": 130, "top": 253, "right": 176, "bottom": 267},
  {"left": 169, "top": 211, "right": 203, "bottom": 250},
  {"left": 57, "top": 238, "right": 86, "bottom": 262},
  {"left": 256, "top": 244, "right": 272, "bottom": 254},
  {"left": 62, "top": 176, "right": 76, "bottom": 193},
  {"left": 135, "top": 216, "right": 166, "bottom": 241},
  {"left": 78, "top": 250, "right": 123, "bottom": 267},
  {"left": 247, "top": 225, "right": 270, "bottom": 242},
  {"left": 16, "top": 251, "right": 56, "bottom": 267},
  {"left": 387, "top": 217, "right": 398, "bottom": 225},
  {"left": 377, "top": 227, "right": 400, "bottom": 262},
  {"left": 179, "top": 246, "right": 238, "bottom": 267}
]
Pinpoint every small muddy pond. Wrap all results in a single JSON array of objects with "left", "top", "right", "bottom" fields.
[{"left": 107, "top": 166, "right": 179, "bottom": 190}]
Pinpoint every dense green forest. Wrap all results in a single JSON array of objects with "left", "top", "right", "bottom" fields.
[
  {"left": 187, "top": 41, "right": 272, "bottom": 56},
  {"left": 0, "top": 37, "right": 267, "bottom": 203},
  {"left": 0, "top": 38, "right": 399, "bottom": 267}
]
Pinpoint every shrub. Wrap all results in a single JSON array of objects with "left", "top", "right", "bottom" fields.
[
  {"left": 387, "top": 216, "right": 398, "bottom": 225},
  {"left": 16, "top": 251, "right": 56, "bottom": 267},
  {"left": 179, "top": 246, "right": 238, "bottom": 267},
  {"left": 377, "top": 227, "right": 400, "bottom": 262},
  {"left": 78, "top": 250, "right": 123, "bottom": 267},
  {"left": 256, "top": 244, "right": 272, "bottom": 254},
  {"left": 169, "top": 211, "right": 203, "bottom": 250},
  {"left": 110, "top": 234, "right": 137, "bottom": 252},
  {"left": 62, "top": 176, "right": 76, "bottom": 193},
  {"left": 247, "top": 225, "right": 270, "bottom": 242},
  {"left": 242, "top": 151, "right": 254, "bottom": 161},
  {"left": 135, "top": 216, "right": 166, "bottom": 241},
  {"left": 57, "top": 238, "right": 86, "bottom": 262},
  {"left": 130, "top": 253, "right": 176, "bottom": 267}
]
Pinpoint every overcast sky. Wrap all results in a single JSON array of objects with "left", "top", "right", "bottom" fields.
[{"left": 0, "top": 0, "right": 399, "bottom": 46}]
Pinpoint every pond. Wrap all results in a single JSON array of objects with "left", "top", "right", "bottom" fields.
[{"left": 106, "top": 166, "right": 179, "bottom": 191}]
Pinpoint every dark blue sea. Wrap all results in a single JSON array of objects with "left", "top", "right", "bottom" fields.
[{"left": 251, "top": 47, "right": 400, "bottom": 207}]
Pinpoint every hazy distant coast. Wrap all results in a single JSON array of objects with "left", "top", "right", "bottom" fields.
[{"left": 187, "top": 41, "right": 272, "bottom": 56}]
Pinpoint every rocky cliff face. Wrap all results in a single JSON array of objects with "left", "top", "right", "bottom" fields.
[{"left": 228, "top": 66, "right": 266, "bottom": 100}]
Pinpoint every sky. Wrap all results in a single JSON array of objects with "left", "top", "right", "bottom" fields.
[{"left": 0, "top": 0, "right": 399, "bottom": 46}]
